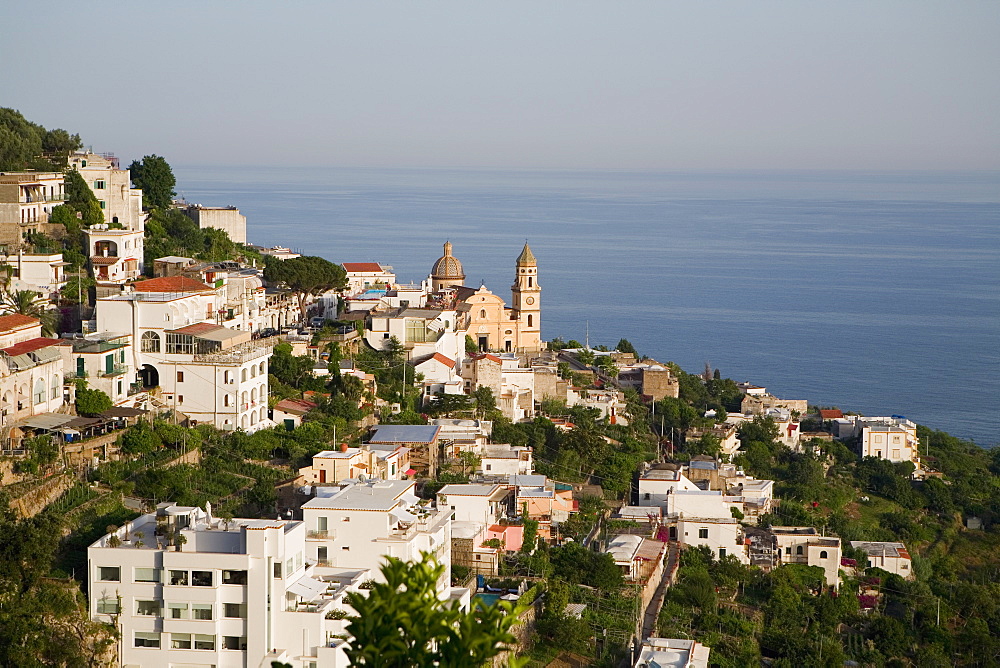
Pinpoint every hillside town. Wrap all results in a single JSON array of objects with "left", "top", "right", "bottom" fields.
[{"left": 0, "top": 125, "right": 994, "bottom": 668}]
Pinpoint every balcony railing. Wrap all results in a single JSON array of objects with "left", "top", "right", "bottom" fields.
[
  {"left": 193, "top": 336, "right": 279, "bottom": 364},
  {"left": 307, "top": 530, "right": 333, "bottom": 539},
  {"left": 100, "top": 364, "right": 129, "bottom": 377},
  {"left": 22, "top": 193, "right": 66, "bottom": 204}
]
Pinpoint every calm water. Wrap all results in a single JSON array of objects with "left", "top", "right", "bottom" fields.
[{"left": 175, "top": 166, "right": 1000, "bottom": 446}]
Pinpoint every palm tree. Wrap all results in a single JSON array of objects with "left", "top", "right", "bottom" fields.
[{"left": 1, "top": 289, "right": 57, "bottom": 335}]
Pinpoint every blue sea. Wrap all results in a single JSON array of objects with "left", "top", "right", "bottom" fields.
[{"left": 175, "top": 166, "right": 1000, "bottom": 446}]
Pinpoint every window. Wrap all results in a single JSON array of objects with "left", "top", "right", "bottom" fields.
[
  {"left": 796, "top": 545, "right": 804, "bottom": 555},
  {"left": 94, "top": 180, "right": 105, "bottom": 189},
  {"left": 134, "top": 632, "right": 160, "bottom": 648},
  {"left": 785, "top": 547, "right": 791, "bottom": 555},
  {"left": 134, "top": 567, "right": 159, "bottom": 583},
  {"left": 141, "top": 331, "right": 160, "bottom": 353},
  {"left": 99, "top": 200, "right": 106, "bottom": 209},
  {"left": 719, "top": 548, "right": 726, "bottom": 558},
  {"left": 191, "top": 570, "right": 213, "bottom": 587},
  {"left": 194, "top": 634, "right": 215, "bottom": 650},
  {"left": 480, "top": 309, "right": 487, "bottom": 319},
  {"left": 192, "top": 603, "right": 213, "bottom": 620},
  {"left": 241, "top": 368, "right": 248, "bottom": 382},
  {"left": 643, "top": 493, "right": 650, "bottom": 500},
  {"left": 135, "top": 600, "right": 160, "bottom": 616},
  {"left": 223, "top": 636, "right": 247, "bottom": 650},
  {"left": 224, "top": 370, "right": 232, "bottom": 384},
  {"left": 486, "top": 464, "right": 492, "bottom": 471},
  {"left": 169, "top": 570, "right": 188, "bottom": 586},
  {"left": 698, "top": 528, "right": 709, "bottom": 539},
  {"left": 177, "top": 371, "right": 184, "bottom": 382},
  {"left": 33, "top": 378, "right": 45, "bottom": 404},
  {"left": 171, "top": 633, "right": 192, "bottom": 649},
  {"left": 224, "top": 603, "right": 246, "bottom": 618},
  {"left": 168, "top": 603, "right": 189, "bottom": 619},
  {"left": 273, "top": 562, "right": 282, "bottom": 579},
  {"left": 177, "top": 395, "right": 184, "bottom": 404},
  {"left": 98, "top": 566, "right": 120, "bottom": 582},
  {"left": 317, "top": 546, "right": 328, "bottom": 562},
  {"left": 224, "top": 394, "right": 231, "bottom": 407},
  {"left": 96, "top": 598, "right": 120, "bottom": 614},
  {"left": 222, "top": 570, "right": 247, "bottom": 585},
  {"left": 820, "top": 550, "right": 828, "bottom": 559}
]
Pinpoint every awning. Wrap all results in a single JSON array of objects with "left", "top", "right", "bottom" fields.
[
  {"left": 19, "top": 414, "right": 76, "bottom": 430},
  {"left": 404, "top": 468, "right": 417, "bottom": 476},
  {"left": 287, "top": 576, "right": 328, "bottom": 599},
  {"left": 391, "top": 508, "right": 417, "bottom": 524}
]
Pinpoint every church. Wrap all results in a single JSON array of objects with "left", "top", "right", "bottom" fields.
[{"left": 429, "top": 241, "right": 542, "bottom": 353}]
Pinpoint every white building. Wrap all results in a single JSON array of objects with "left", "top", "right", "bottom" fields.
[
  {"left": 0, "top": 171, "right": 66, "bottom": 249},
  {"left": 675, "top": 517, "right": 749, "bottom": 564},
  {"left": 850, "top": 541, "right": 913, "bottom": 579},
  {"left": 638, "top": 468, "right": 701, "bottom": 507},
  {"left": 480, "top": 444, "right": 533, "bottom": 476},
  {"left": 634, "top": 638, "right": 711, "bottom": 668},
  {"left": 86, "top": 226, "right": 144, "bottom": 289},
  {"left": 68, "top": 152, "right": 144, "bottom": 230},
  {"left": 64, "top": 332, "right": 133, "bottom": 406},
  {"left": 96, "top": 276, "right": 275, "bottom": 432},
  {"left": 0, "top": 314, "right": 64, "bottom": 428},
  {"left": 342, "top": 262, "right": 395, "bottom": 294},
  {"left": 772, "top": 527, "right": 841, "bottom": 588},
  {"left": 437, "top": 483, "right": 511, "bottom": 525},
  {"left": 87, "top": 502, "right": 365, "bottom": 668},
  {"left": 5, "top": 252, "right": 69, "bottom": 302},
  {"left": 184, "top": 205, "right": 247, "bottom": 244},
  {"left": 301, "top": 480, "right": 457, "bottom": 598}
]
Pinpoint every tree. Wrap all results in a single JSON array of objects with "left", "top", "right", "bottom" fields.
[
  {"left": 615, "top": 338, "right": 637, "bottom": 355},
  {"left": 1, "top": 290, "right": 56, "bottom": 335},
  {"left": 264, "top": 256, "right": 347, "bottom": 322},
  {"left": 345, "top": 554, "right": 523, "bottom": 667},
  {"left": 129, "top": 154, "right": 176, "bottom": 209},
  {"left": 75, "top": 384, "right": 112, "bottom": 416},
  {"left": 64, "top": 169, "right": 104, "bottom": 228}
]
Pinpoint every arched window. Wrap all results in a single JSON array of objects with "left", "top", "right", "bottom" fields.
[
  {"left": 528, "top": 277, "right": 532, "bottom": 287},
  {"left": 251, "top": 365, "right": 257, "bottom": 379},
  {"left": 224, "top": 395, "right": 230, "bottom": 407},
  {"left": 141, "top": 331, "right": 160, "bottom": 353},
  {"left": 251, "top": 388, "right": 257, "bottom": 403},
  {"left": 241, "top": 368, "right": 247, "bottom": 382},
  {"left": 241, "top": 415, "right": 248, "bottom": 430},
  {"left": 241, "top": 391, "right": 248, "bottom": 407},
  {"left": 820, "top": 551, "right": 828, "bottom": 559},
  {"left": 224, "top": 370, "right": 232, "bottom": 384},
  {"left": 33, "top": 378, "right": 46, "bottom": 404},
  {"left": 259, "top": 361, "right": 265, "bottom": 375},
  {"left": 796, "top": 546, "right": 803, "bottom": 555},
  {"left": 527, "top": 314, "right": 533, "bottom": 327},
  {"left": 480, "top": 309, "right": 486, "bottom": 319},
  {"left": 50, "top": 374, "right": 60, "bottom": 400}
]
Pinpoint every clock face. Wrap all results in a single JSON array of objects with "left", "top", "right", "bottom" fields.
[{"left": 525, "top": 297, "right": 535, "bottom": 305}]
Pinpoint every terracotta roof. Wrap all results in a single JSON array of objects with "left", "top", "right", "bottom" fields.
[
  {"left": 0, "top": 314, "right": 40, "bottom": 333},
  {"left": 90, "top": 256, "right": 121, "bottom": 265},
  {"left": 819, "top": 409, "right": 844, "bottom": 419},
  {"left": 343, "top": 262, "right": 385, "bottom": 273},
  {"left": 431, "top": 353, "right": 456, "bottom": 369},
  {"left": 274, "top": 398, "right": 318, "bottom": 415},
  {"left": 2, "top": 337, "right": 60, "bottom": 356},
  {"left": 166, "top": 322, "right": 218, "bottom": 336},
  {"left": 132, "top": 276, "right": 214, "bottom": 293}
]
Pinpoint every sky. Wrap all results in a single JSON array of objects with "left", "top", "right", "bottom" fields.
[{"left": 3, "top": 1, "right": 999, "bottom": 170}]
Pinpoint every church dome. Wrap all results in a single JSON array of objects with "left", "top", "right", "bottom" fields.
[{"left": 431, "top": 241, "right": 465, "bottom": 281}]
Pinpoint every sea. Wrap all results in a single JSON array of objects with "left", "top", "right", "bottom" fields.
[{"left": 174, "top": 166, "right": 1000, "bottom": 447}]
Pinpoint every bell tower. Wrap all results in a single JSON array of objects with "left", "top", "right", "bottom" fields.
[{"left": 511, "top": 242, "right": 540, "bottom": 349}]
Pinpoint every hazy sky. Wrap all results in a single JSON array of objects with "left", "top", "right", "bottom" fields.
[{"left": 4, "top": 1, "right": 999, "bottom": 170}]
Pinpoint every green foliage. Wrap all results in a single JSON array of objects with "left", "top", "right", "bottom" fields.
[
  {"left": 264, "top": 255, "right": 347, "bottom": 320},
  {"left": 549, "top": 542, "right": 623, "bottom": 591},
  {"left": 64, "top": 168, "right": 104, "bottom": 227},
  {"left": 15, "top": 435, "right": 60, "bottom": 475},
  {"left": 119, "top": 420, "right": 162, "bottom": 455},
  {"left": 128, "top": 154, "right": 176, "bottom": 209},
  {"left": 0, "top": 107, "right": 81, "bottom": 170},
  {"left": 60, "top": 273, "right": 95, "bottom": 304},
  {"left": 614, "top": 338, "right": 637, "bottom": 355},
  {"left": 345, "top": 554, "right": 524, "bottom": 667},
  {"left": 75, "top": 383, "right": 113, "bottom": 416},
  {"left": 142, "top": 206, "right": 259, "bottom": 268}
]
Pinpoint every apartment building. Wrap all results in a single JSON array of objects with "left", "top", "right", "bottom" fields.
[
  {"left": 183, "top": 204, "right": 247, "bottom": 244},
  {"left": 0, "top": 171, "right": 65, "bottom": 248},
  {"left": 0, "top": 314, "right": 64, "bottom": 428},
  {"left": 96, "top": 277, "right": 275, "bottom": 431},
  {"left": 63, "top": 332, "right": 133, "bottom": 406},
  {"left": 68, "top": 152, "right": 144, "bottom": 230},
  {"left": 88, "top": 502, "right": 365, "bottom": 668},
  {"left": 300, "top": 479, "right": 456, "bottom": 598}
]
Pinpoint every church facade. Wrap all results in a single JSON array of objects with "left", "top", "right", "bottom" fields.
[{"left": 429, "top": 242, "right": 542, "bottom": 354}]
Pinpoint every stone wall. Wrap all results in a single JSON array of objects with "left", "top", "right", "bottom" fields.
[{"left": 8, "top": 472, "right": 74, "bottom": 518}]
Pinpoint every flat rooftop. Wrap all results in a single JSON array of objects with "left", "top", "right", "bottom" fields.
[{"left": 303, "top": 479, "right": 415, "bottom": 512}]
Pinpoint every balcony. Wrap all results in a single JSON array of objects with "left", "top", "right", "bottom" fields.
[
  {"left": 193, "top": 336, "right": 278, "bottom": 364},
  {"left": 307, "top": 530, "right": 334, "bottom": 540},
  {"left": 21, "top": 193, "right": 66, "bottom": 204},
  {"left": 100, "top": 364, "right": 129, "bottom": 377}
]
